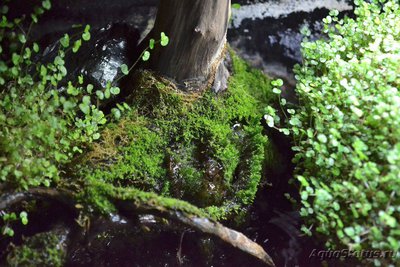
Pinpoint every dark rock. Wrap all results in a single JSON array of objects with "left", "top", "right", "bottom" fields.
[{"left": 38, "top": 23, "right": 140, "bottom": 95}]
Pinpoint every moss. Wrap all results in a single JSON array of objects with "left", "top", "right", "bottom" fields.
[
  {"left": 89, "top": 179, "right": 209, "bottom": 219},
  {"left": 77, "top": 50, "right": 274, "bottom": 220},
  {"left": 228, "top": 50, "right": 274, "bottom": 110},
  {"left": 6, "top": 231, "right": 67, "bottom": 267},
  {"left": 86, "top": 116, "right": 168, "bottom": 191}
]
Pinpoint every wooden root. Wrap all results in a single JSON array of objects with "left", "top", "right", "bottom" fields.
[
  {"left": 174, "top": 211, "right": 275, "bottom": 266},
  {"left": 0, "top": 188, "right": 76, "bottom": 212},
  {"left": 0, "top": 187, "right": 275, "bottom": 266}
]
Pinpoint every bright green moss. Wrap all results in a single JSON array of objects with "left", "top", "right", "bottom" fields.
[
  {"left": 79, "top": 50, "right": 274, "bottom": 220},
  {"left": 229, "top": 50, "right": 274, "bottom": 110},
  {"left": 87, "top": 116, "right": 168, "bottom": 191},
  {"left": 88, "top": 179, "right": 209, "bottom": 219}
]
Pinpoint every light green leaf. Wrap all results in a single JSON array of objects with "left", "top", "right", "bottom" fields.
[
  {"left": 87, "top": 84, "right": 94, "bottom": 94},
  {"left": 3, "top": 227, "right": 14, "bottom": 237},
  {"left": 120, "top": 64, "right": 129, "bottom": 75},
  {"left": 344, "top": 227, "right": 355, "bottom": 237},
  {"left": 142, "top": 51, "right": 150, "bottom": 61},
  {"left": 149, "top": 38, "right": 155, "bottom": 49},
  {"left": 104, "top": 88, "right": 111, "bottom": 99},
  {"left": 93, "top": 133, "right": 101, "bottom": 140},
  {"left": 264, "top": 115, "right": 274, "bottom": 128},
  {"left": 18, "top": 34, "right": 26, "bottom": 44},
  {"left": 272, "top": 88, "right": 281, "bottom": 94},
  {"left": 82, "top": 31, "right": 91, "bottom": 41},
  {"left": 54, "top": 56, "right": 64, "bottom": 66},
  {"left": 317, "top": 134, "right": 328, "bottom": 143},
  {"left": 232, "top": 3, "right": 241, "bottom": 9},
  {"left": 33, "top": 43, "right": 39, "bottom": 53},
  {"left": 40, "top": 65, "right": 47, "bottom": 77},
  {"left": 58, "top": 65, "right": 67, "bottom": 77},
  {"left": 42, "top": 0, "right": 51, "bottom": 10},
  {"left": 12, "top": 53, "right": 20, "bottom": 65},
  {"left": 123, "top": 102, "right": 131, "bottom": 110},
  {"left": 110, "top": 87, "right": 120, "bottom": 95},
  {"left": 82, "top": 95, "right": 91, "bottom": 104},
  {"left": 31, "top": 13, "right": 38, "bottom": 23},
  {"left": 289, "top": 117, "right": 301, "bottom": 127},
  {"left": 19, "top": 211, "right": 28, "bottom": 225},
  {"left": 350, "top": 106, "right": 363, "bottom": 117},
  {"left": 112, "top": 108, "right": 121, "bottom": 120},
  {"left": 79, "top": 103, "right": 90, "bottom": 114},
  {"left": 72, "top": 39, "right": 81, "bottom": 53},
  {"left": 160, "top": 32, "right": 169, "bottom": 46},
  {"left": 271, "top": 79, "right": 284, "bottom": 87},
  {"left": 281, "top": 128, "right": 290, "bottom": 135},
  {"left": 96, "top": 90, "right": 104, "bottom": 100},
  {"left": 60, "top": 34, "right": 70, "bottom": 48}
]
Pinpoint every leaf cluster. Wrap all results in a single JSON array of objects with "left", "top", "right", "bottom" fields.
[
  {"left": 0, "top": 0, "right": 126, "bottom": 235},
  {"left": 265, "top": 1, "right": 400, "bottom": 263}
]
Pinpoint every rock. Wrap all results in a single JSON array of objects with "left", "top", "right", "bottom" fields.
[{"left": 38, "top": 23, "right": 140, "bottom": 95}]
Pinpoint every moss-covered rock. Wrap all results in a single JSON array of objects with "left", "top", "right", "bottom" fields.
[{"left": 77, "top": 50, "right": 274, "bottom": 220}]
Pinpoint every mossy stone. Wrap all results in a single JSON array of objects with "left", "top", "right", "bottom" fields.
[{"left": 78, "top": 50, "right": 274, "bottom": 220}]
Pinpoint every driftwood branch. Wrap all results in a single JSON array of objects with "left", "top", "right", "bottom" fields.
[
  {"left": 175, "top": 211, "right": 275, "bottom": 266},
  {"left": 0, "top": 187, "right": 275, "bottom": 266},
  {"left": 114, "top": 197, "right": 275, "bottom": 266},
  {"left": 109, "top": 186, "right": 275, "bottom": 266},
  {"left": 0, "top": 188, "right": 76, "bottom": 212}
]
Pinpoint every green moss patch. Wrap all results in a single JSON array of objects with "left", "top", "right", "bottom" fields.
[{"left": 78, "top": 50, "right": 274, "bottom": 220}]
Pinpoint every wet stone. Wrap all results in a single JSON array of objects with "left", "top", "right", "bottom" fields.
[{"left": 38, "top": 23, "right": 140, "bottom": 93}]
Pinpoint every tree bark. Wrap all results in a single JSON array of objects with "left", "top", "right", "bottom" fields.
[{"left": 147, "top": 0, "right": 231, "bottom": 92}]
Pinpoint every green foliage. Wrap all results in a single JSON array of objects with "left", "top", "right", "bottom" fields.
[
  {"left": 79, "top": 51, "right": 273, "bottom": 220},
  {"left": 0, "top": 0, "right": 169, "bottom": 203},
  {"left": 229, "top": 52, "right": 275, "bottom": 109},
  {"left": 114, "top": 32, "right": 169, "bottom": 80},
  {"left": 6, "top": 231, "right": 66, "bottom": 267},
  {"left": 0, "top": 0, "right": 123, "bottom": 233},
  {"left": 1, "top": 211, "right": 29, "bottom": 236},
  {"left": 1, "top": 212, "right": 17, "bottom": 236},
  {"left": 0, "top": 14, "right": 108, "bottom": 191},
  {"left": 265, "top": 0, "right": 400, "bottom": 261}
]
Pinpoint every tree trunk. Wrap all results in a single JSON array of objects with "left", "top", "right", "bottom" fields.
[{"left": 147, "top": 0, "right": 231, "bottom": 92}]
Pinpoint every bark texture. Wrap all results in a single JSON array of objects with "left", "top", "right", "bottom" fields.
[{"left": 148, "top": 0, "right": 231, "bottom": 91}]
